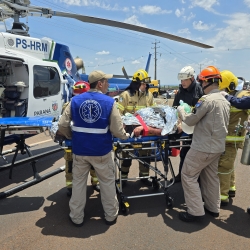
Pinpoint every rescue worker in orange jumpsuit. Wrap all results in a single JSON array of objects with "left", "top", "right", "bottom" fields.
[
  {"left": 218, "top": 70, "right": 250, "bottom": 206},
  {"left": 63, "top": 81, "right": 100, "bottom": 196}
]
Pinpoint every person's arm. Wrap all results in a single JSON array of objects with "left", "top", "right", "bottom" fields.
[
  {"left": 177, "top": 98, "right": 209, "bottom": 126},
  {"left": 133, "top": 125, "right": 162, "bottom": 137},
  {"left": 226, "top": 95, "right": 250, "bottom": 109},
  {"left": 116, "top": 92, "right": 127, "bottom": 115},
  {"left": 109, "top": 103, "right": 129, "bottom": 140},
  {"left": 58, "top": 102, "right": 72, "bottom": 139}
]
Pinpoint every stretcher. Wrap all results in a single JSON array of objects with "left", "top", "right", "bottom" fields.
[{"left": 113, "top": 134, "right": 192, "bottom": 215}]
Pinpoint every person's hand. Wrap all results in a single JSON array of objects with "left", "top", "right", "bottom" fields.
[
  {"left": 176, "top": 106, "right": 185, "bottom": 120},
  {"left": 220, "top": 91, "right": 228, "bottom": 97},
  {"left": 133, "top": 126, "right": 144, "bottom": 137}
]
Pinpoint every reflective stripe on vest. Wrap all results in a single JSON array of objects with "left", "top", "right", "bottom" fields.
[
  {"left": 72, "top": 125, "right": 109, "bottom": 134},
  {"left": 117, "top": 103, "right": 124, "bottom": 111},
  {"left": 230, "top": 107, "right": 242, "bottom": 112},
  {"left": 220, "top": 194, "right": 229, "bottom": 200},
  {"left": 226, "top": 136, "right": 245, "bottom": 142}
]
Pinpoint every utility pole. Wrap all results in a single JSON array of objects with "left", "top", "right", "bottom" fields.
[
  {"left": 199, "top": 64, "right": 204, "bottom": 73},
  {"left": 151, "top": 40, "right": 160, "bottom": 80}
]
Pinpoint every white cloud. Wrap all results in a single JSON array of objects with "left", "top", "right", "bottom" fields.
[
  {"left": 193, "top": 21, "right": 215, "bottom": 31},
  {"left": 139, "top": 5, "right": 172, "bottom": 15},
  {"left": 116, "top": 57, "right": 124, "bottom": 62},
  {"left": 208, "top": 13, "right": 250, "bottom": 49},
  {"left": 177, "top": 28, "right": 191, "bottom": 35},
  {"left": 59, "top": 0, "right": 126, "bottom": 11},
  {"left": 96, "top": 50, "right": 110, "bottom": 55},
  {"left": 183, "top": 12, "right": 195, "bottom": 21},
  {"left": 181, "top": 0, "right": 186, "bottom": 3},
  {"left": 175, "top": 8, "right": 185, "bottom": 18},
  {"left": 244, "top": 0, "right": 250, "bottom": 8},
  {"left": 124, "top": 15, "right": 146, "bottom": 27},
  {"left": 132, "top": 60, "right": 140, "bottom": 64},
  {"left": 190, "top": 0, "right": 219, "bottom": 11}
]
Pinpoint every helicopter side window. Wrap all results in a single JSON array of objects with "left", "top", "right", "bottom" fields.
[{"left": 33, "top": 65, "right": 60, "bottom": 98}]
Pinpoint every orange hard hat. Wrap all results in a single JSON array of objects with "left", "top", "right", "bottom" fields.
[
  {"left": 198, "top": 66, "right": 222, "bottom": 82},
  {"left": 72, "top": 81, "right": 90, "bottom": 95}
]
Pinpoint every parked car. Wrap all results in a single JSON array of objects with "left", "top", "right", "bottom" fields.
[
  {"left": 162, "top": 92, "right": 170, "bottom": 99},
  {"left": 162, "top": 90, "right": 175, "bottom": 99}
]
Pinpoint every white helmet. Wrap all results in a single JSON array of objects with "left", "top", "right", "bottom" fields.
[{"left": 177, "top": 66, "right": 195, "bottom": 80}]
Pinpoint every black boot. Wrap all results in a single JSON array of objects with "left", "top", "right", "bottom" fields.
[
  {"left": 228, "top": 190, "right": 235, "bottom": 197},
  {"left": 204, "top": 207, "right": 219, "bottom": 217},
  {"left": 247, "top": 207, "right": 250, "bottom": 214},
  {"left": 92, "top": 184, "right": 100, "bottom": 192},
  {"left": 139, "top": 173, "right": 152, "bottom": 186},
  {"left": 67, "top": 188, "right": 72, "bottom": 197},
  {"left": 179, "top": 212, "right": 204, "bottom": 222}
]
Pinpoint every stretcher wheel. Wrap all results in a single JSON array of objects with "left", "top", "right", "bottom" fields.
[
  {"left": 120, "top": 201, "right": 129, "bottom": 215},
  {"left": 152, "top": 179, "right": 160, "bottom": 190},
  {"left": 166, "top": 195, "right": 174, "bottom": 208}
]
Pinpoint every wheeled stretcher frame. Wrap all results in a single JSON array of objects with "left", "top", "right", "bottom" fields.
[{"left": 113, "top": 135, "right": 191, "bottom": 215}]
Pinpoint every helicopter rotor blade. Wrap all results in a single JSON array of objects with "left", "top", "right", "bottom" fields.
[
  {"left": 48, "top": 11, "right": 213, "bottom": 49},
  {"left": 0, "top": 2, "right": 213, "bottom": 48},
  {"left": 122, "top": 66, "right": 130, "bottom": 79}
]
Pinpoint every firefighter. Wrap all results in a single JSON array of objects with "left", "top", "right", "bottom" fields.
[
  {"left": 63, "top": 81, "right": 100, "bottom": 197},
  {"left": 171, "top": 66, "right": 203, "bottom": 183},
  {"left": 116, "top": 69, "right": 155, "bottom": 185},
  {"left": 177, "top": 66, "right": 230, "bottom": 222},
  {"left": 218, "top": 71, "right": 250, "bottom": 206}
]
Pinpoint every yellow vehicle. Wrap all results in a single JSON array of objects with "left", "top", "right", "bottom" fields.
[{"left": 149, "top": 80, "right": 160, "bottom": 98}]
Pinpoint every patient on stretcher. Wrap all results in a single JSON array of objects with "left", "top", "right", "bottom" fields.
[{"left": 122, "top": 105, "right": 180, "bottom": 137}]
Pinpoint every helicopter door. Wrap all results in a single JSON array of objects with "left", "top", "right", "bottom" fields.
[{"left": 27, "top": 62, "right": 63, "bottom": 118}]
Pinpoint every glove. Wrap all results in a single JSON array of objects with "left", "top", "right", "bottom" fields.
[{"left": 220, "top": 91, "right": 228, "bottom": 97}]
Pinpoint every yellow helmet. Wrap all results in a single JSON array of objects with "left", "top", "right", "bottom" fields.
[
  {"left": 220, "top": 70, "right": 238, "bottom": 92},
  {"left": 132, "top": 69, "right": 151, "bottom": 83}
]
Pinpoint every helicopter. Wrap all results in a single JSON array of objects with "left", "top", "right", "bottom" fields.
[{"left": 0, "top": 0, "right": 213, "bottom": 151}]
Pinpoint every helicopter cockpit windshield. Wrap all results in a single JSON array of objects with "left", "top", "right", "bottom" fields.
[{"left": 33, "top": 66, "right": 60, "bottom": 98}]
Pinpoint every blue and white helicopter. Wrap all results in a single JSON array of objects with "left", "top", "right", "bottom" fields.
[{"left": 0, "top": 0, "right": 213, "bottom": 152}]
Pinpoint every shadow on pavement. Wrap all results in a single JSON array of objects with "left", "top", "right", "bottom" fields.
[
  {"left": 212, "top": 199, "right": 250, "bottom": 238},
  {"left": 0, "top": 145, "right": 63, "bottom": 190},
  {"left": 36, "top": 186, "right": 110, "bottom": 238},
  {"left": 0, "top": 195, "right": 45, "bottom": 215},
  {"left": 35, "top": 179, "right": 250, "bottom": 239}
]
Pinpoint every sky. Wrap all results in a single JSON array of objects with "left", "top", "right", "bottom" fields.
[{"left": 2, "top": 0, "right": 250, "bottom": 85}]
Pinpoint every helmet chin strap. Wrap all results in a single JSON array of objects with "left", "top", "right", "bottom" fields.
[
  {"left": 201, "top": 78, "right": 220, "bottom": 91},
  {"left": 202, "top": 81, "right": 214, "bottom": 91}
]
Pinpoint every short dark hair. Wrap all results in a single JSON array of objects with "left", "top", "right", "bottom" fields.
[{"left": 89, "top": 78, "right": 105, "bottom": 89}]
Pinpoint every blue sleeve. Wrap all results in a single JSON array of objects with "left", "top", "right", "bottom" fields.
[{"left": 226, "top": 95, "right": 250, "bottom": 109}]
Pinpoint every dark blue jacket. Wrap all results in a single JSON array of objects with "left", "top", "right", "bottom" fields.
[
  {"left": 173, "top": 80, "right": 203, "bottom": 107},
  {"left": 226, "top": 95, "right": 250, "bottom": 109}
]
